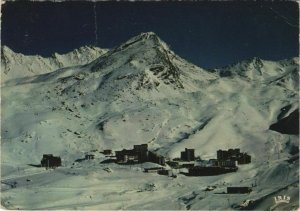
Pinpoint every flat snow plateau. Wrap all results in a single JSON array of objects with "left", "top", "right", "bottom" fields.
[{"left": 1, "top": 32, "right": 299, "bottom": 210}]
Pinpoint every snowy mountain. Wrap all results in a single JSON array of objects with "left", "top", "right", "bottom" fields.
[
  {"left": 1, "top": 32, "right": 299, "bottom": 210},
  {"left": 1, "top": 45, "right": 108, "bottom": 83},
  {"left": 214, "top": 57, "right": 299, "bottom": 90}
]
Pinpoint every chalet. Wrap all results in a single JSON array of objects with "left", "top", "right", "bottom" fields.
[
  {"left": 227, "top": 187, "right": 252, "bottom": 194},
  {"left": 85, "top": 154, "right": 95, "bottom": 160},
  {"left": 103, "top": 149, "right": 112, "bottom": 155},
  {"left": 181, "top": 148, "right": 195, "bottom": 161},
  {"left": 41, "top": 154, "right": 61, "bottom": 169}
]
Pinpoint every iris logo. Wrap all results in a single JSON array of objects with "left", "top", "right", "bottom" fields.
[{"left": 273, "top": 195, "right": 291, "bottom": 204}]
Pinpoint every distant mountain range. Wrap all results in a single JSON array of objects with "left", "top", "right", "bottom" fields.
[{"left": 1, "top": 45, "right": 108, "bottom": 83}]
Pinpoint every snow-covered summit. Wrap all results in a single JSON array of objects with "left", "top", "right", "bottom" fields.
[
  {"left": 87, "top": 32, "right": 185, "bottom": 89},
  {"left": 83, "top": 32, "right": 216, "bottom": 92},
  {"left": 114, "top": 31, "right": 167, "bottom": 51}
]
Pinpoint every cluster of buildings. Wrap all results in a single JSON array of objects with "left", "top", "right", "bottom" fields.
[
  {"left": 39, "top": 146, "right": 253, "bottom": 195},
  {"left": 186, "top": 148, "right": 251, "bottom": 176},
  {"left": 217, "top": 148, "right": 251, "bottom": 165},
  {"left": 115, "top": 144, "right": 165, "bottom": 165},
  {"left": 39, "top": 146, "right": 251, "bottom": 178}
]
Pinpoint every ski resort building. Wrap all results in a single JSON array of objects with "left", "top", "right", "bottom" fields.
[
  {"left": 236, "top": 153, "right": 251, "bottom": 164},
  {"left": 227, "top": 187, "right": 252, "bottom": 194},
  {"left": 174, "top": 147, "right": 253, "bottom": 176},
  {"left": 133, "top": 144, "right": 148, "bottom": 162},
  {"left": 85, "top": 154, "right": 95, "bottom": 160},
  {"left": 187, "top": 165, "right": 238, "bottom": 176},
  {"left": 217, "top": 148, "right": 251, "bottom": 164},
  {"left": 217, "top": 148, "right": 240, "bottom": 160},
  {"left": 148, "top": 151, "right": 166, "bottom": 166},
  {"left": 102, "top": 149, "right": 112, "bottom": 155},
  {"left": 181, "top": 148, "right": 195, "bottom": 161},
  {"left": 41, "top": 154, "right": 61, "bottom": 169},
  {"left": 115, "top": 144, "right": 165, "bottom": 165},
  {"left": 115, "top": 149, "right": 139, "bottom": 163}
]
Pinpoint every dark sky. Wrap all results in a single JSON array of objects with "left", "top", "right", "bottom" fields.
[{"left": 2, "top": 1, "right": 299, "bottom": 68}]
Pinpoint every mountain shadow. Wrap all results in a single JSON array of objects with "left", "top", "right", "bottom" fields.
[{"left": 269, "top": 109, "right": 299, "bottom": 135}]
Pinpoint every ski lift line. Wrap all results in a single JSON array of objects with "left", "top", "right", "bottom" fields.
[{"left": 268, "top": 7, "right": 298, "bottom": 28}]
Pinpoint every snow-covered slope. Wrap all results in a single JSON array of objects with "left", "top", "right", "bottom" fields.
[
  {"left": 1, "top": 32, "right": 299, "bottom": 210},
  {"left": 1, "top": 45, "right": 108, "bottom": 83},
  {"left": 214, "top": 57, "right": 299, "bottom": 90}
]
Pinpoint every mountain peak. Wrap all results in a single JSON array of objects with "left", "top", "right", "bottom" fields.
[
  {"left": 113, "top": 31, "right": 164, "bottom": 53},
  {"left": 87, "top": 32, "right": 188, "bottom": 90},
  {"left": 139, "top": 31, "right": 158, "bottom": 39},
  {"left": 91, "top": 32, "right": 172, "bottom": 70}
]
